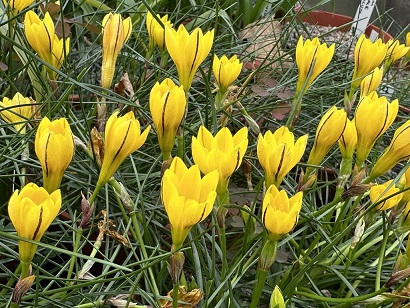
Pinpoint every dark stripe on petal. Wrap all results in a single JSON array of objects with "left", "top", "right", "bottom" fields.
[
  {"left": 110, "top": 121, "right": 131, "bottom": 168},
  {"left": 162, "top": 91, "right": 171, "bottom": 135},
  {"left": 189, "top": 31, "right": 200, "bottom": 76},
  {"left": 45, "top": 134, "right": 51, "bottom": 176},
  {"left": 32, "top": 206, "right": 43, "bottom": 240},
  {"left": 275, "top": 145, "right": 286, "bottom": 182}
]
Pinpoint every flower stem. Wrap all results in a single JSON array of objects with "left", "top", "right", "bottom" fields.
[
  {"left": 249, "top": 267, "right": 268, "bottom": 308},
  {"left": 172, "top": 282, "right": 179, "bottom": 308}
]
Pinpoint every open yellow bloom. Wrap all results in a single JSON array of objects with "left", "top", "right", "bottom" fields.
[
  {"left": 24, "top": 11, "right": 70, "bottom": 79},
  {"left": 35, "top": 117, "right": 74, "bottom": 193},
  {"left": 8, "top": 183, "right": 61, "bottom": 263},
  {"left": 369, "top": 120, "right": 410, "bottom": 180},
  {"left": 354, "top": 91, "right": 398, "bottom": 167},
  {"left": 295, "top": 36, "right": 335, "bottom": 94},
  {"left": 338, "top": 119, "right": 357, "bottom": 159},
  {"left": 351, "top": 34, "right": 387, "bottom": 89},
  {"left": 307, "top": 106, "right": 347, "bottom": 166},
  {"left": 257, "top": 126, "right": 307, "bottom": 188},
  {"left": 262, "top": 184, "right": 303, "bottom": 241},
  {"left": 146, "top": 12, "right": 172, "bottom": 51},
  {"left": 360, "top": 67, "right": 383, "bottom": 98},
  {"left": 385, "top": 39, "right": 410, "bottom": 69},
  {"left": 161, "top": 157, "right": 218, "bottom": 248},
  {"left": 3, "top": 0, "right": 34, "bottom": 14},
  {"left": 213, "top": 55, "right": 242, "bottom": 95},
  {"left": 149, "top": 78, "right": 186, "bottom": 160},
  {"left": 101, "top": 13, "right": 132, "bottom": 89},
  {"left": 0, "top": 92, "right": 33, "bottom": 133},
  {"left": 192, "top": 125, "right": 248, "bottom": 195},
  {"left": 97, "top": 111, "right": 150, "bottom": 186},
  {"left": 165, "top": 24, "right": 214, "bottom": 91},
  {"left": 369, "top": 180, "right": 402, "bottom": 211}
]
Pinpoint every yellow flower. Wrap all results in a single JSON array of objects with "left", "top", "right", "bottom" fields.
[
  {"left": 262, "top": 184, "right": 303, "bottom": 241},
  {"left": 398, "top": 166, "right": 410, "bottom": 203},
  {"left": 97, "top": 111, "right": 150, "bottom": 186},
  {"left": 354, "top": 91, "right": 398, "bottom": 167},
  {"left": 270, "top": 286, "right": 285, "bottom": 308},
  {"left": 0, "top": 92, "right": 33, "bottom": 133},
  {"left": 212, "top": 55, "right": 243, "bottom": 94},
  {"left": 369, "top": 120, "right": 410, "bottom": 180},
  {"left": 149, "top": 78, "right": 186, "bottom": 160},
  {"left": 360, "top": 67, "right": 383, "bottom": 98},
  {"left": 161, "top": 157, "right": 218, "bottom": 248},
  {"left": 307, "top": 106, "right": 347, "bottom": 166},
  {"left": 192, "top": 125, "right": 248, "bottom": 195},
  {"left": 351, "top": 34, "right": 387, "bottom": 89},
  {"left": 338, "top": 119, "right": 357, "bottom": 159},
  {"left": 35, "top": 117, "right": 74, "bottom": 193},
  {"left": 257, "top": 126, "right": 307, "bottom": 188},
  {"left": 146, "top": 12, "right": 172, "bottom": 51},
  {"left": 295, "top": 36, "right": 335, "bottom": 94},
  {"left": 406, "top": 32, "right": 410, "bottom": 58},
  {"left": 165, "top": 24, "right": 214, "bottom": 91},
  {"left": 385, "top": 39, "right": 410, "bottom": 68},
  {"left": 369, "top": 180, "right": 402, "bottom": 211},
  {"left": 8, "top": 183, "right": 61, "bottom": 263},
  {"left": 101, "top": 13, "right": 132, "bottom": 89},
  {"left": 3, "top": 0, "right": 34, "bottom": 14},
  {"left": 24, "top": 11, "right": 70, "bottom": 79}
]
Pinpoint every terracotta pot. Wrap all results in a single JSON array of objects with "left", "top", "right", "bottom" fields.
[{"left": 295, "top": 10, "right": 393, "bottom": 43}]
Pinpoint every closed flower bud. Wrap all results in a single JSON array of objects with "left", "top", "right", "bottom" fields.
[
  {"left": 192, "top": 125, "right": 248, "bottom": 195},
  {"left": 270, "top": 286, "right": 285, "bottom": 308},
  {"left": 369, "top": 180, "right": 402, "bottom": 211},
  {"left": 295, "top": 36, "right": 335, "bottom": 94},
  {"left": 0, "top": 92, "right": 33, "bottom": 133},
  {"left": 355, "top": 92, "right": 398, "bottom": 167},
  {"left": 149, "top": 78, "right": 186, "bottom": 160},
  {"left": 35, "top": 117, "right": 74, "bottom": 193},
  {"left": 360, "top": 67, "right": 383, "bottom": 98},
  {"left": 165, "top": 24, "right": 214, "bottom": 91},
  {"left": 24, "top": 11, "right": 70, "bottom": 80},
  {"left": 8, "top": 183, "right": 61, "bottom": 263},
  {"left": 161, "top": 157, "right": 218, "bottom": 248},
  {"left": 369, "top": 120, "right": 410, "bottom": 180},
  {"left": 3, "top": 0, "right": 34, "bottom": 14},
  {"left": 146, "top": 12, "right": 172, "bottom": 51},
  {"left": 338, "top": 119, "right": 357, "bottom": 159},
  {"left": 101, "top": 13, "right": 132, "bottom": 89},
  {"left": 213, "top": 55, "right": 242, "bottom": 95},
  {"left": 97, "top": 111, "right": 150, "bottom": 186},
  {"left": 262, "top": 184, "right": 303, "bottom": 241},
  {"left": 385, "top": 39, "right": 410, "bottom": 69},
  {"left": 351, "top": 34, "right": 387, "bottom": 89},
  {"left": 257, "top": 126, "right": 307, "bottom": 188},
  {"left": 307, "top": 106, "right": 347, "bottom": 166}
]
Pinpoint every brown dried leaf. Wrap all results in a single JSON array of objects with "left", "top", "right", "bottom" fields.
[
  {"left": 114, "top": 73, "right": 135, "bottom": 99},
  {"left": 161, "top": 286, "right": 203, "bottom": 308},
  {"left": 88, "top": 127, "right": 104, "bottom": 166},
  {"left": 271, "top": 103, "right": 290, "bottom": 120}
]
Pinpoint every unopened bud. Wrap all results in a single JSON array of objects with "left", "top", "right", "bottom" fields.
[
  {"left": 12, "top": 275, "right": 35, "bottom": 305},
  {"left": 80, "top": 192, "right": 94, "bottom": 228},
  {"left": 170, "top": 249, "right": 185, "bottom": 284}
]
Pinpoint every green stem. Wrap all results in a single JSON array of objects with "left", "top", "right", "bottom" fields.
[
  {"left": 19, "top": 261, "right": 30, "bottom": 280},
  {"left": 249, "top": 268, "right": 268, "bottom": 308},
  {"left": 66, "top": 227, "right": 83, "bottom": 282},
  {"left": 172, "top": 282, "right": 179, "bottom": 308}
]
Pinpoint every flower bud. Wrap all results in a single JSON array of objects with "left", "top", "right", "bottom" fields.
[
  {"left": 0, "top": 92, "right": 34, "bottom": 133},
  {"left": 149, "top": 78, "right": 186, "bottom": 160},
  {"left": 165, "top": 24, "right": 214, "bottom": 91},
  {"left": 360, "top": 67, "right": 383, "bottom": 98},
  {"left": 354, "top": 92, "right": 398, "bottom": 167},
  {"left": 97, "top": 111, "right": 150, "bottom": 186},
  {"left": 8, "top": 183, "right": 62, "bottom": 263},
  {"left": 385, "top": 39, "right": 410, "bottom": 69},
  {"left": 295, "top": 36, "right": 335, "bottom": 94},
  {"left": 101, "top": 13, "right": 132, "bottom": 89},
  {"left": 338, "top": 118, "right": 357, "bottom": 159},
  {"left": 146, "top": 12, "right": 172, "bottom": 51},
  {"left": 270, "top": 285, "right": 285, "bottom": 308},
  {"left": 369, "top": 180, "right": 402, "bottom": 211},
  {"left": 35, "top": 117, "right": 74, "bottom": 193},
  {"left": 307, "top": 106, "right": 347, "bottom": 167},
  {"left": 3, "top": 0, "right": 34, "bottom": 14},
  {"left": 213, "top": 55, "right": 242, "bottom": 95}
]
